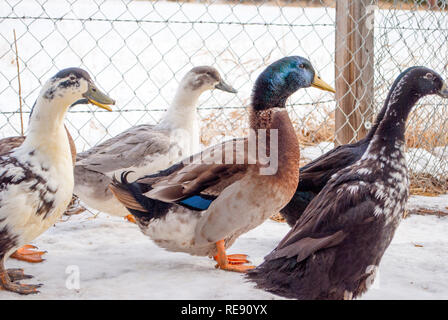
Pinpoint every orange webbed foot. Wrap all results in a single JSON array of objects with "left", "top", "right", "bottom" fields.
[
  {"left": 0, "top": 267, "right": 41, "bottom": 295},
  {"left": 124, "top": 214, "right": 136, "bottom": 223},
  {"left": 214, "top": 253, "right": 250, "bottom": 265},
  {"left": 214, "top": 240, "right": 254, "bottom": 273},
  {"left": 7, "top": 268, "right": 33, "bottom": 282},
  {"left": 1, "top": 281, "right": 41, "bottom": 295},
  {"left": 214, "top": 263, "right": 255, "bottom": 272},
  {"left": 227, "top": 254, "right": 250, "bottom": 265},
  {"left": 10, "top": 245, "right": 46, "bottom": 263}
]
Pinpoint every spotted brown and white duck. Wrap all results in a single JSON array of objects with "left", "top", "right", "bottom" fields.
[
  {"left": 109, "top": 56, "right": 335, "bottom": 272},
  {"left": 74, "top": 66, "right": 236, "bottom": 220},
  {"left": 0, "top": 125, "right": 78, "bottom": 263},
  {"left": 247, "top": 66, "right": 448, "bottom": 299},
  {"left": 0, "top": 68, "right": 114, "bottom": 294}
]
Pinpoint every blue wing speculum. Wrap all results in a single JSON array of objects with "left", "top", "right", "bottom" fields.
[{"left": 179, "top": 195, "right": 215, "bottom": 211}]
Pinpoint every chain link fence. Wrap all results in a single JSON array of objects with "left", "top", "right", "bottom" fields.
[
  {"left": 375, "top": 0, "right": 448, "bottom": 194},
  {"left": 1, "top": 0, "right": 448, "bottom": 194}
]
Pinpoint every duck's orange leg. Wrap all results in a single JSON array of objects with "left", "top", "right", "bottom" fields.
[
  {"left": 124, "top": 215, "right": 136, "bottom": 223},
  {"left": 213, "top": 240, "right": 254, "bottom": 273},
  {"left": 10, "top": 245, "right": 45, "bottom": 263}
]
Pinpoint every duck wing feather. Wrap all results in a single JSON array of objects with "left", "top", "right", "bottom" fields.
[
  {"left": 280, "top": 140, "right": 368, "bottom": 226},
  {"left": 136, "top": 137, "right": 251, "bottom": 202},
  {"left": 76, "top": 124, "right": 171, "bottom": 174},
  {"left": 267, "top": 171, "right": 375, "bottom": 262},
  {"left": 110, "top": 138, "right": 252, "bottom": 212},
  {"left": 0, "top": 136, "right": 25, "bottom": 155}
]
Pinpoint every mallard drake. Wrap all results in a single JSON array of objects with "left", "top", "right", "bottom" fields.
[
  {"left": 0, "top": 126, "right": 77, "bottom": 263},
  {"left": 280, "top": 67, "right": 415, "bottom": 227},
  {"left": 74, "top": 66, "right": 237, "bottom": 219},
  {"left": 0, "top": 67, "right": 114, "bottom": 294},
  {"left": 109, "top": 56, "right": 335, "bottom": 272},
  {"left": 247, "top": 67, "right": 448, "bottom": 299}
]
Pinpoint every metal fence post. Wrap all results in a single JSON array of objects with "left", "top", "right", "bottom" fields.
[{"left": 335, "top": 0, "right": 375, "bottom": 145}]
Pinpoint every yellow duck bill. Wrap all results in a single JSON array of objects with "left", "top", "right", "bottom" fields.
[
  {"left": 311, "top": 74, "right": 336, "bottom": 93},
  {"left": 83, "top": 84, "right": 115, "bottom": 111}
]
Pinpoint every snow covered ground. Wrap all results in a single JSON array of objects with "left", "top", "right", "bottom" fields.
[{"left": 0, "top": 196, "right": 447, "bottom": 300}]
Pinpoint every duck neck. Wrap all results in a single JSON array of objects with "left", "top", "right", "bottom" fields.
[
  {"left": 251, "top": 74, "right": 289, "bottom": 114},
  {"left": 249, "top": 106, "right": 285, "bottom": 130},
  {"left": 364, "top": 70, "right": 415, "bottom": 142},
  {"left": 20, "top": 95, "right": 70, "bottom": 163},
  {"left": 249, "top": 77, "right": 294, "bottom": 143},
  {"left": 249, "top": 103, "right": 300, "bottom": 178},
  {"left": 157, "top": 86, "right": 201, "bottom": 131},
  {"left": 366, "top": 77, "right": 421, "bottom": 154},
  {"left": 363, "top": 95, "right": 389, "bottom": 141}
]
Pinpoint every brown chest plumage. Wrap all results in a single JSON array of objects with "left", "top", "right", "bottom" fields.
[{"left": 251, "top": 108, "right": 300, "bottom": 205}]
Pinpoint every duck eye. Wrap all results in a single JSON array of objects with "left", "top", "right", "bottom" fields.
[
  {"left": 424, "top": 73, "right": 434, "bottom": 80},
  {"left": 299, "top": 64, "right": 305, "bottom": 69},
  {"left": 69, "top": 76, "right": 76, "bottom": 81}
]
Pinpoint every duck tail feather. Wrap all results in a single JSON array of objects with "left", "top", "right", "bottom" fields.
[
  {"left": 109, "top": 171, "right": 147, "bottom": 213},
  {"left": 110, "top": 171, "right": 172, "bottom": 220},
  {"left": 247, "top": 246, "right": 341, "bottom": 300},
  {"left": 246, "top": 256, "right": 305, "bottom": 299}
]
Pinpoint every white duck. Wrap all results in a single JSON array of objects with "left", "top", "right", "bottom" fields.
[
  {"left": 0, "top": 126, "right": 78, "bottom": 264},
  {"left": 0, "top": 67, "right": 114, "bottom": 294},
  {"left": 73, "top": 66, "right": 237, "bottom": 218}
]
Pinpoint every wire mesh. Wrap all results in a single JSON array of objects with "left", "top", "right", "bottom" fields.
[{"left": 1, "top": 0, "right": 448, "bottom": 193}]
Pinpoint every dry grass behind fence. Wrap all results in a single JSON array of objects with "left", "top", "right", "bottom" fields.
[
  {"left": 163, "top": 0, "right": 445, "bottom": 11},
  {"left": 200, "top": 104, "right": 448, "bottom": 196}
]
